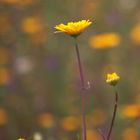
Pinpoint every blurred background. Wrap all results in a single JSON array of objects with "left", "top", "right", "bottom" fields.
[{"left": 0, "top": 0, "right": 140, "bottom": 140}]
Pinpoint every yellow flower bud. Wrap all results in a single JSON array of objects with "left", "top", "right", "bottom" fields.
[{"left": 106, "top": 72, "right": 120, "bottom": 86}]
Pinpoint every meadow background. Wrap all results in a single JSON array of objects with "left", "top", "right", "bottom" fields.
[{"left": 0, "top": 0, "right": 140, "bottom": 140}]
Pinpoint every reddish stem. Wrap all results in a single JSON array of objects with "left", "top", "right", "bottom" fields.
[
  {"left": 75, "top": 40, "right": 85, "bottom": 90},
  {"left": 75, "top": 40, "right": 87, "bottom": 140},
  {"left": 106, "top": 91, "right": 118, "bottom": 140}
]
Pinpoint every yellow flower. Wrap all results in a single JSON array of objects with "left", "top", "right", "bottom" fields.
[
  {"left": 54, "top": 20, "right": 92, "bottom": 37},
  {"left": 122, "top": 128, "right": 139, "bottom": 140},
  {"left": 1, "top": 0, "right": 18, "bottom": 4},
  {"left": 17, "top": 138, "right": 25, "bottom": 140},
  {"left": 0, "top": 108, "right": 8, "bottom": 126},
  {"left": 17, "top": 0, "right": 35, "bottom": 7},
  {"left": 106, "top": 72, "right": 120, "bottom": 86},
  {"left": 130, "top": 23, "right": 140, "bottom": 45},
  {"left": 21, "top": 17, "right": 43, "bottom": 34},
  {"left": 121, "top": 104, "right": 140, "bottom": 118},
  {"left": 89, "top": 32, "right": 121, "bottom": 49},
  {"left": 38, "top": 113, "right": 55, "bottom": 128},
  {"left": 60, "top": 116, "right": 79, "bottom": 131},
  {"left": 87, "top": 129, "right": 101, "bottom": 140}
]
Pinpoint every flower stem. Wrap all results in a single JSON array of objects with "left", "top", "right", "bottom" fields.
[
  {"left": 75, "top": 39, "right": 87, "bottom": 140},
  {"left": 75, "top": 40, "right": 85, "bottom": 90},
  {"left": 97, "top": 128, "right": 106, "bottom": 140},
  {"left": 106, "top": 91, "right": 118, "bottom": 140}
]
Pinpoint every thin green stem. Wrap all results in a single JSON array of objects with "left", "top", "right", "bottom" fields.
[
  {"left": 106, "top": 91, "right": 118, "bottom": 140},
  {"left": 74, "top": 39, "right": 87, "bottom": 140}
]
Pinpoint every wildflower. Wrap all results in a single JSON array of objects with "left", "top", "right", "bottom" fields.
[
  {"left": 17, "top": 0, "right": 35, "bottom": 7},
  {"left": 130, "top": 23, "right": 140, "bottom": 45},
  {"left": 121, "top": 104, "right": 140, "bottom": 118},
  {"left": 106, "top": 73, "right": 120, "bottom": 140},
  {"left": 21, "top": 17, "right": 43, "bottom": 34},
  {"left": 122, "top": 128, "right": 139, "bottom": 140},
  {"left": 17, "top": 138, "right": 25, "bottom": 140},
  {"left": 0, "top": 108, "right": 8, "bottom": 125},
  {"left": 1, "top": 0, "right": 18, "bottom": 4},
  {"left": 60, "top": 116, "right": 79, "bottom": 131},
  {"left": 106, "top": 72, "right": 120, "bottom": 86},
  {"left": 87, "top": 129, "right": 101, "bottom": 140},
  {"left": 54, "top": 20, "right": 92, "bottom": 38},
  {"left": 38, "top": 113, "right": 55, "bottom": 128},
  {"left": 89, "top": 32, "right": 121, "bottom": 49},
  {"left": 54, "top": 19, "right": 92, "bottom": 139}
]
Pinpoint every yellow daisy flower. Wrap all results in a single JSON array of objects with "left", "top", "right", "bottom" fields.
[
  {"left": 54, "top": 20, "right": 92, "bottom": 37},
  {"left": 106, "top": 72, "right": 120, "bottom": 86}
]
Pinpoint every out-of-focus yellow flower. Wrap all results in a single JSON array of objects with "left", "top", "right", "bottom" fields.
[
  {"left": 60, "top": 116, "right": 79, "bottom": 131},
  {"left": 0, "top": 68, "right": 11, "bottom": 85},
  {"left": 130, "top": 24, "right": 140, "bottom": 45},
  {"left": 17, "top": 138, "right": 25, "bottom": 140},
  {"left": 121, "top": 104, "right": 140, "bottom": 118},
  {"left": 54, "top": 20, "right": 92, "bottom": 37},
  {"left": 38, "top": 113, "right": 55, "bottom": 128},
  {"left": 122, "top": 128, "right": 138, "bottom": 140},
  {"left": 1, "top": 0, "right": 36, "bottom": 6},
  {"left": 21, "top": 17, "right": 43, "bottom": 34},
  {"left": 106, "top": 72, "right": 120, "bottom": 86},
  {"left": 1, "top": 0, "right": 17, "bottom": 4},
  {"left": 87, "top": 129, "right": 101, "bottom": 140},
  {"left": 0, "top": 108, "right": 8, "bottom": 125},
  {"left": 89, "top": 32, "right": 121, "bottom": 49},
  {"left": 17, "top": 0, "right": 35, "bottom": 7}
]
